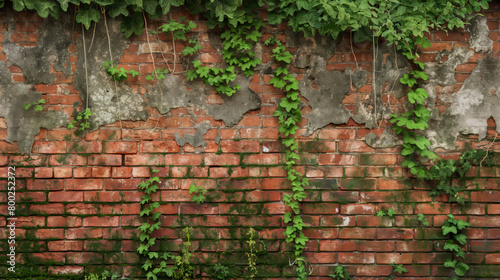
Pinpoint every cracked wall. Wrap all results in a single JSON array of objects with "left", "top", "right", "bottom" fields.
[
  {"left": 0, "top": 11, "right": 498, "bottom": 154},
  {"left": 0, "top": 12, "right": 69, "bottom": 153}
]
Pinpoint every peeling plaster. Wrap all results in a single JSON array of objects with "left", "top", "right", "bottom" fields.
[
  {"left": 74, "top": 17, "right": 148, "bottom": 129},
  {"left": 3, "top": 13, "right": 73, "bottom": 84},
  {"left": 427, "top": 55, "right": 500, "bottom": 149},
  {"left": 467, "top": 15, "right": 493, "bottom": 53},
  {"left": 174, "top": 121, "right": 212, "bottom": 152},
  {"left": 0, "top": 13, "right": 69, "bottom": 154}
]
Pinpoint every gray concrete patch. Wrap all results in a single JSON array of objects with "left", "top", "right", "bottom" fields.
[
  {"left": 3, "top": 13, "right": 73, "bottom": 84},
  {"left": 74, "top": 16, "right": 148, "bottom": 130},
  {"left": 0, "top": 62, "right": 67, "bottom": 154},
  {"left": 467, "top": 15, "right": 493, "bottom": 53}
]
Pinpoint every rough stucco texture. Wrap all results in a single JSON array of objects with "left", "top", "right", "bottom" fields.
[{"left": 0, "top": 5, "right": 499, "bottom": 280}]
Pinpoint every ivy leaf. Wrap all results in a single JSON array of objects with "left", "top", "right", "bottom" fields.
[
  {"left": 142, "top": 259, "right": 153, "bottom": 271},
  {"left": 12, "top": 0, "right": 25, "bottom": 11},
  {"left": 454, "top": 219, "right": 469, "bottom": 230},
  {"left": 454, "top": 233, "right": 467, "bottom": 245},
  {"left": 76, "top": 6, "right": 100, "bottom": 30},
  {"left": 444, "top": 258, "right": 457, "bottom": 268},
  {"left": 143, "top": 0, "right": 158, "bottom": 15},
  {"left": 121, "top": 12, "right": 144, "bottom": 38},
  {"left": 387, "top": 208, "right": 396, "bottom": 217},
  {"left": 454, "top": 261, "right": 469, "bottom": 276},
  {"left": 442, "top": 224, "right": 458, "bottom": 235},
  {"left": 108, "top": 1, "right": 130, "bottom": 17}
]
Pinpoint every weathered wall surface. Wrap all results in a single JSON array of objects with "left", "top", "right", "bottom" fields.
[{"left": 0, "top": 4, "right": 499, "bottom": 279}]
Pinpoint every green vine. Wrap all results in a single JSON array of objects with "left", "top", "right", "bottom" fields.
[
  {"left": 187, "top": 14, "right": 263, "bottom": 96},
  {"left": 245, "top": 228, "right": 258, "bottom": 278},
  {"left": 442, "top": 214, "right": 470, "bottom": 278},
  {"left": 265, "top": 36, "right": 308, "bottom": 280},
  {"left": 23, "top": 99, "right": 45, "bottom": 112},
  {"left": 102, "top": 60, "right": 139, "bottom": 82},
  {"left": 426, "top": 149, "right": 490, "bottom": 204},
  {"left": 329, "top": 265, "right": 351, "bottom": 280},
  {"left": 390, "top": 53, "right": 439, "bottom": 178},
  {"left": 67, "top": 108, "right": 93, "bottom": 131},
  {"left": 137, "top": 169, "right": 176, "bottom": 280}
]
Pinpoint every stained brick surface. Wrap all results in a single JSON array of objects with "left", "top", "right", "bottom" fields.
[{"left": 0, "top": 6, "right": 500, "bottom": 279}]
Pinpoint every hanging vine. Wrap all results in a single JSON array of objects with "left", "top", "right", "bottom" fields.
[{"left": 265, "top": 36, "right": 309, "bottom": 279}]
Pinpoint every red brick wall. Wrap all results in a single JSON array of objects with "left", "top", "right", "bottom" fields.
[{"left": 0, "top": 4, "right": 500, "bottom": 279}]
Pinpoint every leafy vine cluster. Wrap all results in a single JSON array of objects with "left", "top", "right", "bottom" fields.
[{"left": 266, "top": 37, "right": 309, "bottom": 279}]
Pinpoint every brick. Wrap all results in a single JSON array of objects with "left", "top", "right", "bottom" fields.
[
  {"left": 66, "top": 179, "right": 103, "bottom": 190},
  {"left": 341, "top": 204, "right": 376, "bottom": 215},
  {"left": 182, "top": 203, "right": 218, "bottom": 215},
  {"left": 104, "top": 179, "right": 142, "bottom": 190},
  {"left": 30, "top": 204, "right": 64, "bottom": 215},
  {"left": 415, "top": 203, "right": 450, "bottom": 214},
  {"left": 485, "top": 254, "right": 500, "bottom": 264},
  {"left": 344, "top": 167, "right": 364, "bottom": 177},
  {"left": 83, "top": 216, "right": 119, "bottom": 227},
  {"left": 73, "top": 167, "right": 91, "bottom": 178},
  {"left": 125, "top": 155, "right": 163, "bottom": 166},
  {"left": 92, "top": 167, "right": 111, "bottom": 178},
  {"left": 50, "top": 155, "right": 87, "bottom": 166},
  {"left": 35, "top": 228, "right": 64, "bottom": 239},
  {"left": 338, "top": 253, "right": 375, "bottom": 264},
  {"left": 139, "top": 141, "right": 180, "bottom": 153},
  {"left": 54, "top": 167, "right": 73, "bottom": 178},
  {"left": 165, "top": 154, "right": 203, "bottom": 165},
  {"left": 67, "top": 252, "right": 103, "bottom": 264},
  {"left": 338, "top": 141, "right": 375, "bottom": 153},
  {"left": 242, "top": 154, "right": 280, "bottom": 165},
  {"left": 319, "top": 154, "right": 357, "bottom": 165},
  {"left": 34, "top": 167, "right": 53, "bottom": 178},
  {"left": 220, "top": 141, "right": 260, "bottom": 153},
  {"left": 396, "top": 241, "right": 433, "bottom": 252},
  {"left": 66, "top": 141, "right": 102, "bottom": 153},
  {"left": 376, "top": 253, "right": 412, "bottom": 264},
  {"left": 470, "top": 217, "right": 500, "bottom": 227},
  {"left": 360, "top": 154, "right": 397, "bottom": 165},
  {"left": 318, "top": 129, "right": 356, "bottom": 139},
  {"left": 9, "top": 155, "right": 47, "bottom": 166},
  {"left": 48, "top": 241, "right": 83, "bottom": 251},
  {"left": 122, "top": 129, "right": 160, "bottom": 140},
  {"left": 32, "top": 141, "right": 67, "bottom": 153},
  {"left": 112, "top": 167, "right": 132, "bottom": 178},
  {"left": 358, "top": 241, "right": 395, "bottom": 252},
  {"left": 16, "top": 216, "right": 45, "bottom": 227},
  {"left": 31, "top": 253, "right": 66, "bottom": 263},
  {"left": 356, "top": 265, "right": 392, "bottom": 277},
  {"left": 240, "top": 128, "right": 279, "bottom": 139},
  {"left": 47, "top": 216, "right": 82, "bottom": 227},
  {"left": 49, "top": 191, "right": 83, "bottom": 202},
  {"left": 132, "top": 167, "right": 150, "bottom": 177},
  {"left": 322, "top": 191, "right": 359, "bottom": 202},
  {"left": 204, "top": 154, "right": 240, "bottom": 166},
  {"left": 302, "top": 203, "right": 339, "bottom": 214},
  {"left": 88, "top": 155, "right": 122, "bottom": 166},
  {"left": 103, "top": 141, "right": 137, "bottom": 153},
  {"left": 27, "top": 179, "right": 64, "bottom": 190},
  {"left": 0, "top": 142, "right": 19, "bottom": 153},
  {"left": 377, "top": 228, "right": 413, "bottom": 239},
  {"left": 340, "top": 178, "right": 376, "bottom": 190},
  {"left": 339, "top": 228, "right": 376, "bottom": 239},
  {"left": 471, "top": 190, "right": 500, "bottom": 202},
  {"left": 413, "top": 253, "right": 449, "bottom": 264},
  {"left": 103, "top": 204, "right": 140, "bottom": 215}
]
